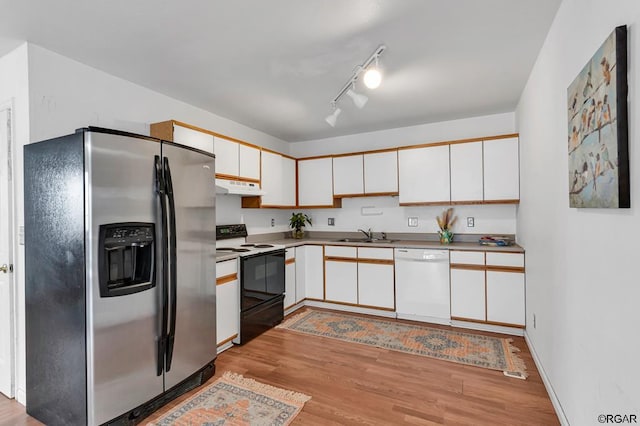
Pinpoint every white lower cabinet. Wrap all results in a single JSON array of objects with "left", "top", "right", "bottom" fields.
[
  {"left": 450, "top": 268, "right": 486, "bottom": 321},
  {"left": 325, "top": 260, "right": 358, "bottom": 304},
  {"left": 486, "top": 270, "right": 525, "bottom": 326},
  {"left": 216, "top": 259, "right": 239, "bottom": 347},
  {"left": 284, "top": 249, "right": 296, "bottom": 309},
  {"left": 299, "top": 245, "right": 324, "bottom": 300},
  {"left": 357, "top": 262, "right": 394, "bottom": 309}
]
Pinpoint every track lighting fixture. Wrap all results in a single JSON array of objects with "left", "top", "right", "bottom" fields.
[
  {"left": 324, "top": 44, "right": 386, "bottom": 127},
  {"left": 325, "top": 103, "right": 342, "bottom": 127}
]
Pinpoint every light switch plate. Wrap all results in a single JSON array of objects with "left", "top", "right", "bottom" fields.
[
  {"left": 408, "top": 217, "right": 418, "bottom": 227},
  {"left": 466, "top": 217, "right": 475, "bottom": 227},
  {"left": 328, "top": 218, "right": 335, "bottom": 226}
]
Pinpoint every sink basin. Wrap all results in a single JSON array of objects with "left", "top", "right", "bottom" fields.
[{"left": 335, "top": 238, "right": 396, "bottom": 244}]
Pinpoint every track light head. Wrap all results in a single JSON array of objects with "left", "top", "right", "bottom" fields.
[
  {"left": 346, "top": 88, "right": 368, "bottom": 109},
  {"left": 363, "top": 68, "right": 382, "bottom": 89},
  {"left": 325, "top": 106, "right": 342, "bottom": 127}
]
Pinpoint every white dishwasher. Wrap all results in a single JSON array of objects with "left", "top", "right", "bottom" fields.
[{"left": 395, "top": 248, "right": 451, "bottom": 324}]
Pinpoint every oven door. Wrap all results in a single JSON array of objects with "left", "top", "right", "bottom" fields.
[{"left": 241, "top": 250, "right": 285, "bottom": 311}]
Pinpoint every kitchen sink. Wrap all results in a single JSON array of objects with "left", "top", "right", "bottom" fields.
[{"left": 335, "top": 238, "right": 396, "bottom": 243}]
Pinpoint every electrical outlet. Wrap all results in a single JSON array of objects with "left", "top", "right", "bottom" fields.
[
  {"left": 270, "top": 218, "right": 275, "bottom": 227},
  {"left": 408, "top": 217, "right": 418, "bottom": 227},
  {"left": 533, "top": 314, "right": 536, "bottom": 329},
  {"left": 467, "top": 217, "right": 475, "bottom": 227},
  {"left": 19, "top": 226, "right": 24, "bottom": 245},
  {"left": 328, "top": 218, "right": 335, "bottom": 226}
]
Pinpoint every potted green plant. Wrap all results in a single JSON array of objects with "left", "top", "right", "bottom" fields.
[{"left": 289, "top": 212, "right": 312, "bottom": 239}]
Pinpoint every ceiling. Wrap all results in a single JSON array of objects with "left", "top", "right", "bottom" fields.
[{"left": 0, "top": 0, "right": 561, "bottom": 142}]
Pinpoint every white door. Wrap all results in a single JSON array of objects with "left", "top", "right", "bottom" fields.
[{"left": 0, "top": 104, "right": 15, "bottom": 398}]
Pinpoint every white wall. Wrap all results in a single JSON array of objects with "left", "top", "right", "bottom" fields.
[
  {"left": 0, "top": 43, "right": 29, "bottom": 404},
  {"left": 516, "top": 1, "right": 640, "bottom": 424},
  {"left": 290, "top": 112, "right": 515, "bottom": 157}
]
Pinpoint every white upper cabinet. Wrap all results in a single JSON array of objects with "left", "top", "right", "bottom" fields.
[
  {"left": 450, "top": 142, "right": 483, "bottom": 202},
  {"left": 213, "top": 136, "right": 240, "bottom": 177},
  {"left": 333, "top": 154, "right": 364, "bottom": 196},
  {"left": 172, "top": 124, "right": 214, "bottom": 154},
  {"left": 483, "top": 137, "right": 519, "bottom": 201},
  {"left": 260, "top": 151, "right": 295, "bottom": 207},
  {"left": 238, "top": 144, "right": 261, "bottom": 181},
  {"left": 281, "top": 156, "right": 297, "bottom": 206},
  {"left": 398, "top": 145, "right": 450, "bottom": 204},
  {"left": 298, "top": 157, "right": 334, "bottom": 207},
  {"left": 260, "top": 151, "right": 283, "bottom": 206},
  {"left": 364, "top": 151, "right": 398, "bottom": 194}
]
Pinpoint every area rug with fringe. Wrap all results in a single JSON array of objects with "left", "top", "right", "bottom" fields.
[
  {"left": 278, "top": 309, "right": 527, "bottom": 379},
  {"left": 148, "top": 371, "right": 311, "bottom": 425}
]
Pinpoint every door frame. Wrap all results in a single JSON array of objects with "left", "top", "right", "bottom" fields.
[{"left": 0, "top": 99, "right": 16, "bottom": 398}]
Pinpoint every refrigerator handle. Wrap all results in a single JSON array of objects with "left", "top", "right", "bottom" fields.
[
  {"left": 155, "top": 155, "right": 168, "bottom": 377},
  {"left": 163, "top": 156, "right": 178, "bottom": 372}
]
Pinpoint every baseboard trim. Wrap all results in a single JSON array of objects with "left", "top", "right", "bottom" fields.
[
  {"left": 16, "top": 387, "right": 26, "bottom": 405},
  {"left": 524, "top": 331, "right": 569, "bottom": 426}
]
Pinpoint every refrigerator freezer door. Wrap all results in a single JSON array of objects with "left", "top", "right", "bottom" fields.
[
  {"left": 161, "top": 142, "right": 217, "bottom": 390},
  {"left": 85, "top": 132, "right": 164, "bottom": 425}
]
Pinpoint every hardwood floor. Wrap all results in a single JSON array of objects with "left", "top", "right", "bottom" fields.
[{"left": 1, "top": 307, "right": 558, "bottom": 425}]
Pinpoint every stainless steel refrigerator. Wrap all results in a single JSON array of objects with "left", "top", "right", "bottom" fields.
[{"left": 24, "top": 127, "right": 217, "bottom": 425}]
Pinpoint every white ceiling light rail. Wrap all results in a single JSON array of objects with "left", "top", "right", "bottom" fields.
[{"left": 325, "top": 44, "right": 387, "bottom": 127}]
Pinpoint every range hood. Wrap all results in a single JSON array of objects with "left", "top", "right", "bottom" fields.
[{"left": 215, "top": 178, "right": 266, "bottom": 196}]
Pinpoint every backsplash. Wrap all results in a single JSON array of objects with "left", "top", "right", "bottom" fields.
[{"left": 217, "top": 194, "right": 516, "bottom": 237}]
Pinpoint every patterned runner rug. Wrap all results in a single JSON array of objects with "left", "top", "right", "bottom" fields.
[
  {"left": 278, "top": 309, "right": 527, "bottom": 379},
  {"left": 148, "top": 372, "right": 311, "bottom": 425}
]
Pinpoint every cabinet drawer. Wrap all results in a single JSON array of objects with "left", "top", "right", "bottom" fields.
[
  {"left": 450, "top": 250, "right": 485, "bottom": 265},
  {"left": 216, "top": 259, "right": 238, "bottom": 278},
  {"left": 358, "top": 247, "right": 394, "bottom": 261},
  {"left": 486, "top": 252, "right": 524, "bottom": 268},
  {"left": 325, "top": 245, "right": 357, "bottom": 258}
]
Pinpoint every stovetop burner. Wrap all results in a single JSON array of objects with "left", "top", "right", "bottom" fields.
[
  {"left": 241, "top": 244, "right": 255, "bottom": 247},
  {"left": 254, "top": 244, "right": 274, "bottom": 248}
]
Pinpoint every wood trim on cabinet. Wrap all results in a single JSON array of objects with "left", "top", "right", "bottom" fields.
[
  {"left": 297, "top": 154, "right": 334, "bottom": 161},
  {"left": 485, "top": 265, "right": 525, "bottom": 273},
  {"left": 215, "top": 173, "right": 261, "bottom": 184},
  {"left": 322, "top": 246, "right": 326, "bottom": 300},
  {"left": 330, "top": 147, "right": 399, "bottom": 159},
  {"left": 300, "top": 198, "right": 342, "bottom": 209},
  {"left": 216, "top": 273, "right": 238, "bottom": 285},
  {"left": 449, "top": 263, "right": 486, "bottom": 271},
  {"left": 399, "top": 201, "right": 453, "bottom": 207},
  {"left": 356, "top": 258, "right": 395, "bottom": 265},
  {"left": 482, "top": 199, "right": 520, "bottom": 205},
  {"left": 261, "top": 147, "right": 296, "bottom": 160},
  {"left": 217, "top": 334, "right": 238, "bottom": 347},
  {"left": 149, "top": 121, "right": 174, "bottom": 141},
  {"left": 396, "top": 133, "right": 519, "bottom": 151},
  {"left": 334, "top": 191, "right": 399, "bottom": 199},
  {"left": 397, "top": 140, "right": 452, "bottom": 150},
  {"left": 486, "top": 320, "right": 525, "bottom": 329},
  {"left": 285, "top": 258, "right": 296, "bottom": 265},
  {"left": 241, "top": 197, "right": 261, "bottom": 208},
  {"left": 324, "top": 256, "right": 358, "bottom": 263}
]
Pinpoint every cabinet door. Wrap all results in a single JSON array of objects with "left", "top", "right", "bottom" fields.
[
  {"left": 325, "top": 260, "right": 358, "bottom": 304},
  {"left": 281, "top": 156, "right": 297, "bottom": 207},
  {"left": 486, "top": 271, "right": 525, "bottom": 326},
  {"left": 173, "top": 124, "right": 214, "bottom": 154},
  {"left": 294, "top": 247, "right": 306, "bottom": 303},
  {"left": 358, "top": 262, "right": 394, "bottom": 309},
  {"left": 450, "top": 142, "right": 483, "bottom": 202},
  {"left": 214, "top": 136, "right": 240, "bottom": 177},
  {"left": 238, "top": 144, "right": 260, "bottom": 181},
  {"left": 260, "top": 150, "right": 283, "bottom": 206},
  {"left": 216, "top": 259, "right": 239, "bottom": 347},
  {"left": 333, "top": 154, "right": 364, "bottom": 196},
  {"left": 450, "top": 268, "right": 485, "bottom": 321},
  {"left": 483, "top": 137, "right": 519, "bottom": 201},
  {"left": 298, "top": 158, "right": 334, "bottom": 206},
  {"left": 304, "top": 246, "right": 324, "bottom": 300},
  {"left": 398, "top": 145, "right": 450, "bottom": 204},
  {"left": 284, "top": 249, "right": 296, "bottom": 309},
  {"left": 364, "top": 151, "right": 398, "bottom": 194}
]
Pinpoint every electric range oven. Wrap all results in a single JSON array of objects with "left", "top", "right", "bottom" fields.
[{"left": 216, "top": 224, "right": 285, "bottom": 344}]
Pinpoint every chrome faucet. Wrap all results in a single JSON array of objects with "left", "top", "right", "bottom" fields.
[{"left": 358, "top": 228, "right": 373, "bottom": 240}]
